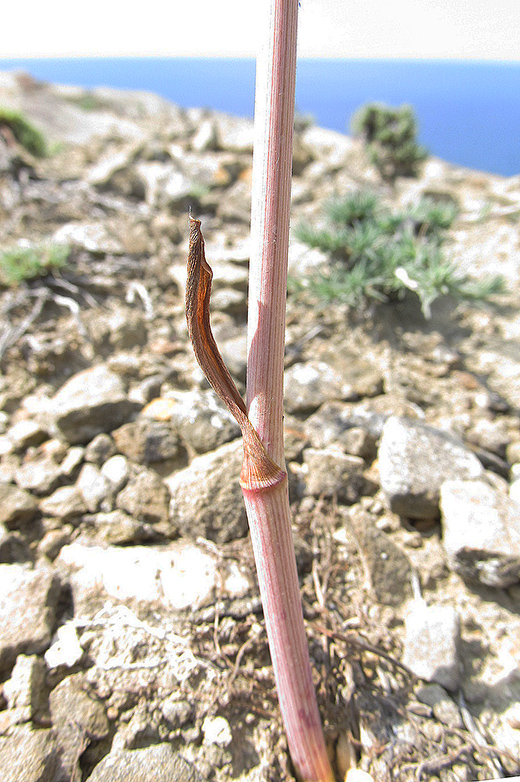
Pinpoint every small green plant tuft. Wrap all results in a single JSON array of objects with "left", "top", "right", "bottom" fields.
[
  {"left": 0, "top": 243, "right": 70, "bottom": 286},
  {"left": 187, "top": 183, "right": 211, "bottom": 204},
  {"left": 405, "top": 198, "right": 458, "bottom": 233},
  {"left": 68, "top": 92, "right": 106, "bottom": 112},
  {"left": 293, "top": 191, "right": 505, "bottom": 317},
  {"left": 326, "top": 190, "right": 379, "bottom": 227},
  {"left": 0, "top": 107, "right": 47, "bottom": 157},
  {"left": 294, "top": 110, "right": 315, "bottom": 133},
  {"left": 352, "top": 102, "right": 428, "bottom": 182}
]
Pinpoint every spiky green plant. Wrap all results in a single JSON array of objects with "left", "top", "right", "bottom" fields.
[
  {"left": 293, "top": 192, "right": 505, "bottom": 317},
  {"left": 326, "top": 189, "right": 379, "bottom": 226},
  {"left": 405, "top": 197, "right": 458, "bottom": 232},
  {"left": 352, "top": 103, "right": 428, "bottom": 182}
]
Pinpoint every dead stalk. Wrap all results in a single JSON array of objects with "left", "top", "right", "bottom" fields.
[
  {"left": 186, "top": 0, "right": 335, "bottom": 777},
  {"left": 244, "top": 0, "right": 335, "bottom": 779}
]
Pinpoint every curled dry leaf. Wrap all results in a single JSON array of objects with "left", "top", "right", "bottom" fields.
[{"left": 186, "top": 216, "right": 286, "bottom": 492}]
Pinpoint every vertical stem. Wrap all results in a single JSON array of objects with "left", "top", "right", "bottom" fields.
[
  {"left": 244, "top": 1, "right": 335, "bottom": 780},
  {"left": 248, "top": 0, "right": 296, "bottom": 466},
  {"left": 242, "top": 482, "right": 335, "bottom": 782}
]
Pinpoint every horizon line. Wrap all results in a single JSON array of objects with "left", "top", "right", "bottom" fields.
[{"left": 1, "top": 55, "right": 520, "bottom": 66}]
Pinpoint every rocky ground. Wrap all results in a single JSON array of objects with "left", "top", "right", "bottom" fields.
[{"left": 0, "top": 70, "right": 519, "bottom": 782}]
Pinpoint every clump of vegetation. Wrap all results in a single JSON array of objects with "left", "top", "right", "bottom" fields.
[
  {"left": 68, "top": 92, "right": 103, "bottom": 111},
  {"left": 187, "top": 182, "right": 212, "bottom": 206},
  {"left": 352, "top": 103, "right": 428, "bottom": 182},
  {"left": 0, "top": 107, "right": 47, "bottom": 157},
  {"left": 293, "top": 191, "right": 505, "bottom": 318},
  {"left": 294, "top": 110, "right": 315, "bottom": 133},
  {"left": 0, "top": 243, "right": 70, "bottom": 286}
]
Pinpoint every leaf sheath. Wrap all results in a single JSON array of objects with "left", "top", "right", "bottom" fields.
[{"left": 186, "top": 216, "right": 286, "bottom": 492}]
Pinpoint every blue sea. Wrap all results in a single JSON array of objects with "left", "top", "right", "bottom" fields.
[{"left": 0, "top": 58, "right": 519, "bottom": 177}]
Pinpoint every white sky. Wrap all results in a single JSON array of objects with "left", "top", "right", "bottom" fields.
[{"left": 3, "top": 0, "right": 519, "bottom": 60}]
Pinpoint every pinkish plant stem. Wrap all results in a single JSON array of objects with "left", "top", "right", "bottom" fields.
[{"left": 243, "top": 1, "right": 335, "bottom": 779}]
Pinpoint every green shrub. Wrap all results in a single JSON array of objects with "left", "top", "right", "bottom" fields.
[
  {"left": 0, "top": 107, "right": 47, "bottom": 157},
  {"left": 352, "top": 103, "right": 428, "bottom": 182},
  {"left": 0, "top": 243, "right": 70, "bottom": 286},
  {"left": 292, "top": 191, "right": 505, "bottom": 318}
]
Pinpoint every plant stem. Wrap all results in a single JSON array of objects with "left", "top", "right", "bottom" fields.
[
  {"left": 244, "top": 1, "right": 335, "bottom": 779},
  {"left": 242, "top": 482, "right": 334, "bottom": 782}
]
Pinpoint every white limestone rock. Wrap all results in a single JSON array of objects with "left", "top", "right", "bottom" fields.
[{"left": 440, "top": 479, "right": 520, "bottom": 587}]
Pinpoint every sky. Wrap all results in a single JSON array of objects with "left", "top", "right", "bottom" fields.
[{"left": 3, "top": 0, "right": 519, "bottom": 61}]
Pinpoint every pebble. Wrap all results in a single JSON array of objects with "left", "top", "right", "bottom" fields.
[
  {"left": 57, "top": 541, "right": 221, "bottom": 613},
  {"left": 415, "top": 683, "right": 464, "bottom": 729},
  {"left": 402, "top": 600, "right": 461, "bottom": 690},
  {"left": 440, "top": 479, "right": 520, "bottom": 587},
  {"left": 3, "top": 654, "right": 46, "bottom": 722},
  {"left": 0, "top": 482, "right": 38, "bottom": 528},
  {"left": 40, "top": 485, "right": 88, "bottom": 519},
  {"left": 165, "top": 439, "right": 248, "bottom": 544},
  {"left": 341, "top": 426, "right": 378, "bottom": 459},
  {"left": 285, "top": 361, "right": 359, "bottom": 414},
  {"left": 160, "top": 542, "right": 218, "bottom": 611},
  {"left": 3, "top": 420, "right": 47, "bottom": 452},
  {"left": 160, "top": 696, "right": 192, "bottom": 728},
  {"left": 506, "top": 441, "right": 520, "bottom": 464},
  {"left": 116, "top": 468, "right": 170, "bottom": 527},
  {"left": 505, "top": 702, "right": 520, "bottom": 730},
  {"left": 112, "top": 418, "right": 185, "bottom": 465},
  {"left": 162, "top": 389, "right": 240, "bottom": 455},
  {"left": 50, "top": 672, "right": 109, "bottom": 779},
  {"left": 37, "top": 528, "right": 71, "bottom": 561},
  {"left": 0, "top": 527, "right": 30, "bottom": 564},
  {"left": 88, "top": 510, "right": 155, "bottom": 545},
  {"left": 14, "top": 455, "right": 63, "bottom": 495},
  {"left": 44, "top": 623, "right": 84, "bottom": 670},
  {"left": 302, "top": 447, "right": 366, "bottom": 502},
  {"left": 202, "top": 715, "right": 233, "bottom": 747},
  {"left": 77, "top": 462, "right": 113, "bottom": 512},
  {"left": 51, "top": 364, "right": 140, "bottom": 445},
  {"left": 347, "top": 507, "right": 413, "bottom": 606},
  {"left": 0, "top": 726, "right": 62, "bottom": 782},
  {"left": 0, "top": 564, "right": 61, "bottom": 675},
  {"left": 101, "top": 454, "right": 130, "bottom": 491},
  {"left": 85, "top": 744, "right": 201, "bottom": 782},
  {"left": 379, "top": 416, "right": 484, "bottom": 518},
  {"left": 84, "top": 433, "right": 117, "bottom": 464},
  {"left": 59, "top": 445, "right": 85, "bottom": 478}
]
